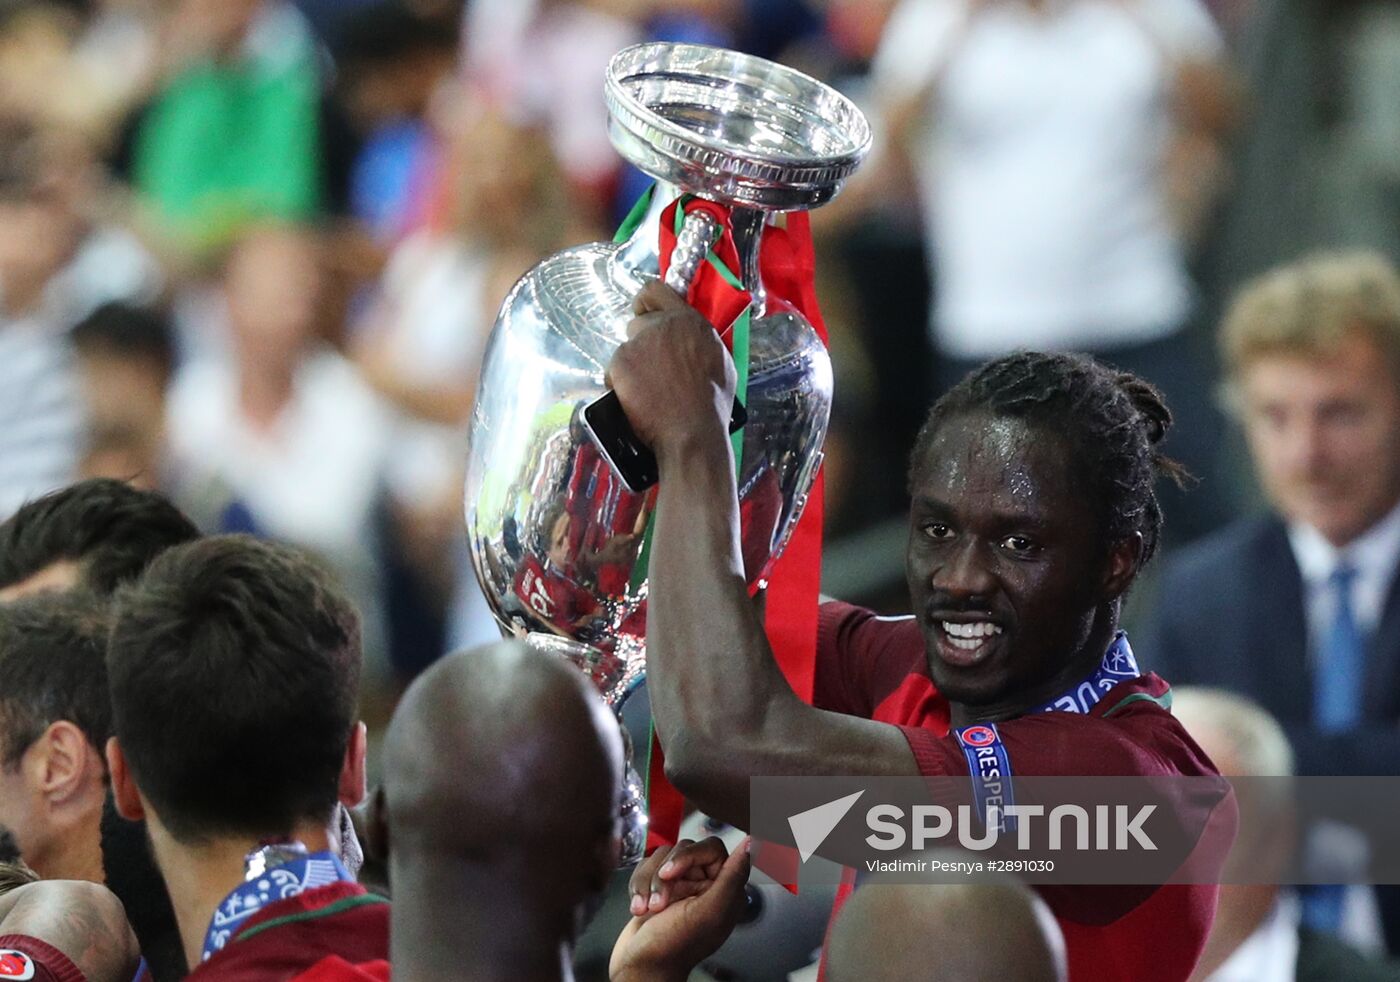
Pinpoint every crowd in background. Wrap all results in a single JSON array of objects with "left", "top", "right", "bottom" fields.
[
  {"left": 1, "top": 0, "right": 1388, "bottom": 685},
  {"left": 5, "top": 0, "right": 1400, "bottom": 979}
]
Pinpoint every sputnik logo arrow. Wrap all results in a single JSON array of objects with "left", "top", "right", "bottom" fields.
[{"left": 788, "top": 790, "right": 864, "bottom": 862}]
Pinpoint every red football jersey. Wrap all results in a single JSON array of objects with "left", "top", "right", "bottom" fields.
[
  {"left": 0, "top": 937, "right": 85, "bottom": 982},
  {"left": 188, "top": 882, "right": 389, "bottom": 982},
  {"left": 814, "top": 602, "right": 1236, "bottom": 982},
  {"left": 293, "top": 957, "right": 390, "bottom": 982}
]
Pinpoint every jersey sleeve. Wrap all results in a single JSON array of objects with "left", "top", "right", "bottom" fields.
[
  {"left": 814, "top": 602, "right": 922, "bottom": 718},
  {"left": 897, "top": 686, "right": 1236, "bottom": 928},
  {"left": 0, "top": 937, "right": 87, "bottom": 982}
]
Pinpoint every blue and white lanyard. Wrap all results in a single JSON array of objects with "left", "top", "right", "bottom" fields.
[
  {"left": 954, "top": 634, "right": 1141, "bottom": 831},
  {"left": 201, "top": 844, "right": 352, "bottom": 962}
]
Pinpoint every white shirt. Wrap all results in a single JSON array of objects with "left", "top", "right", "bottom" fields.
[
  {"left": 1287, "top": 496, "right": 1400, "bottom": 661},
  {"left": 1205, "top": 893, "right": 1299, "bottom": 982},
  {"left": 167, "top": 349, "right": 396, "bottom": 664},
  {"left": 872, "top": 0, "right": 1221, "bottom": 357}
]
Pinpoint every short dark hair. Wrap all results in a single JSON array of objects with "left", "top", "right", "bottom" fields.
[
  {"left": 0, "top": 592, "right": 113, "bottom": 768},
  {"left": 107, "top": 536, "right": 362, "bottom": 844},
  {"left": 911, "top": 352, "right": 1187, "bottom": 566},
  {"left": 71, "top": 302, "right": 176, "bottom": 384},
  {"left": 0, "top": 480, "right": 200, "bottom": 595}
]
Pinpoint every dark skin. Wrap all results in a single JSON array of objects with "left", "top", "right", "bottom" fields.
[
  {"left": 907, "top": 412, "right": 1140, "bottom": 725},
  {"left": 608, "top": 283, "right": 1140, "bottom": 902}
]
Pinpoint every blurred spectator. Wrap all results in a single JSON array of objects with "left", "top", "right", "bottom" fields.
[
  {"left": 0, "top": 121, "right": 162, "bottom": 520},
  {"left": 1174, "top": 687, "right": 1400, "bottom": 982},
  {"left": 70, "top": 303, "right": 175, "bottom": 490},
  {"left": 461, "top": 0, "right": 641, "bottom": 215},
  {"left": 1146, "top": 252, "right": 1400, "bottom": 945},
  {"left": 353, "top": 105, "right": 586, "bottom": 655},
  {"left": 0, "top": 594, "right": 111, "bottom": 883},
  {"left": 332, "top": 0, "right": 460, "bottom": 242},
  {"left": 0, "top": 0, "right": 164, "bottom": 146},
  {"left": 120, "top": 0, "right": 357, "bottom": 253},
  {"left": 165, "top": 224, "right": 395, "bottom": 668},
  {"left": 866, "top": 0, "right": 1237, "bottom": 542}
]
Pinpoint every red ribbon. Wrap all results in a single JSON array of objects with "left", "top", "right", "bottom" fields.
[{"left": 645, "top": 201, "right": 825, "bottom": 853}]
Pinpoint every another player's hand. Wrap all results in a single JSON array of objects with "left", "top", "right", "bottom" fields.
[
  {"left": 605, "top": 282, "right": 736, "bottom": 460},
  {"left": 610, "top": 836, "right": 751, "bottom": 982}
]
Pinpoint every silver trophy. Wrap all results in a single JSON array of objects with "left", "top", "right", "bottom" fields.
[{"left": 465, "top": 42, "right": 869, "bottom": 860}]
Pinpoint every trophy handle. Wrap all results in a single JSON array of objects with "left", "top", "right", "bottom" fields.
[{"left": 663, "top": 209, "right": 723, "bottom": 297}]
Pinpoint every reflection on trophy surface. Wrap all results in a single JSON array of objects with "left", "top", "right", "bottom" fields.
[{"left": 465, "top": 42, "right": 868, "bottom": 708}]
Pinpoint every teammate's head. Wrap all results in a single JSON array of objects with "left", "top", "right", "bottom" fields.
[
  {"left": 826, "top": 875, "right": 1066, "bottom": 982},
  {"left": 0, "top": 480, "right": 199, "bottom": 601},
  {"left": 378, "top": 641, "right": 623, "bottom": 975},
  {"left": 0, "top": 593, "right": 113, "bottom": 880},
  {"left": 1221, "top": 250, "right": 1400, "bottom": 546},
  {"left": 106, "top": 536, "right": 366, "bottom": 846},
  {"left": 906, "top": 352, "right": 1179, "bottom": 710}
]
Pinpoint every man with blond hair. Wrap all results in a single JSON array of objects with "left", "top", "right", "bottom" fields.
[{"left": 1146, "top": 250, "right": 1400, "bottom": 946}]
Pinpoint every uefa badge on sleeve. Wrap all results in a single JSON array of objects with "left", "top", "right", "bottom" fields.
[{"left": 0, "top": 950, "right": 36, "bottom": 980}]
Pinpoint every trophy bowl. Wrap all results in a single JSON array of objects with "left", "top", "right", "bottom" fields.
[
  {"left": 605, "top": 42, "right": 871, "bottom": 211},
  {"left": 465, "top": 42, "right": 869, "bottom": 718}
]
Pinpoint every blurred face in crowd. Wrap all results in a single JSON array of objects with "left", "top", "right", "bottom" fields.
[
  {"left": 0, "top": 190, "right": 78, "bottom": 312},
  {"left": 1238, "top": 330, "right": 1400, "bottom": 546},
  {"left": 225, "top": 226, "right": 323, "bottom": 375}
]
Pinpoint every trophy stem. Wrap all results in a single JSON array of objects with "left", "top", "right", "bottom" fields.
[{"left": 729, "top": 207, "right": 768, "bottom": 316}]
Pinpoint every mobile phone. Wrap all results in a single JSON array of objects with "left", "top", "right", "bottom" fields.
[{"left": 582, "top": 391, "right": 747, "bottom": 493}]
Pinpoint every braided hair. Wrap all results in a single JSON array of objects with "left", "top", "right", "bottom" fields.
[{"left": 909, "top": 352, "right": 1189, "bottom": 565}]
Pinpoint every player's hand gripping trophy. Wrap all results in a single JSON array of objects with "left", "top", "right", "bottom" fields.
[{"left": 465, "top": 43, "right": 870, "bottom": 864}]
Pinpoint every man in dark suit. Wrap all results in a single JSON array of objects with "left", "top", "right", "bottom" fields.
[
  {"left": 1173, "top": 687, "right": 1400, "bottom": 982},
  {"left": 1145, "top": 251, "right": 1400, "bottom": 947}
]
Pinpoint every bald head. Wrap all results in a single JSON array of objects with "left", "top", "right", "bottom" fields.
[
  {"left": 826, "top": 877, "right": 1065, "bottom": 982},
  {"left": 383, "top": 640, "right": 623, "bottom": 862}
]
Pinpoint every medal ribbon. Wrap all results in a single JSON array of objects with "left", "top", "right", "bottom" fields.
[
  {"left": 612, "top": 188, "right": 826, "bottom": 852},
  {"left": 953, "top": 633, "right": 1142, "bottom": 830}
]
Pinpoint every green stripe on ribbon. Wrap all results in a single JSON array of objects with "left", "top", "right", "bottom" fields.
[{"left": 611, "top": 188, "right": 754, "bottom": 833}]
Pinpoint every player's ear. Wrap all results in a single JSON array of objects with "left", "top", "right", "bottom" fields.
[
  {"left": 1102, "top": 533, "right": 1143, "bottom": 601},
  {"left": 106, "top": 737, "right": 145, "bottom": 821},
  {"left": 34, "top": 720, "right": 93, "bottom": 804}
]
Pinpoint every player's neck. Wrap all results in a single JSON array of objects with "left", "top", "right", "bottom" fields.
[
  {"left": 390, "top": 854, "right": 575, "bottom": 982},
  {"left": 29, "top": 796, "right": 104, "bottom": 883},
  {"left": 150, "top": 817, "right": 334, "bottom": 969},
  {"left": 949, "top": 616, "right": 1118, "bottom": 727}
]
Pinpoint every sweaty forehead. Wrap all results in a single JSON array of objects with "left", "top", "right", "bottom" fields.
[{"left": 915, "top": 413, "right": 1078, "bottom": 512}]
